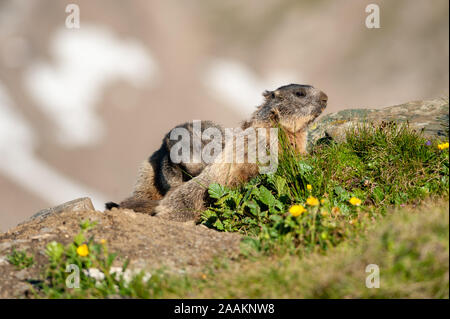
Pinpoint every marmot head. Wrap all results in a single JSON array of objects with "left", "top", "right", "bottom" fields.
[{"left": 253, "top": 84, "right": 327, "bottom": 132}]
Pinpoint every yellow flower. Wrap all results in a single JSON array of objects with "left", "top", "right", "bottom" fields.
[
  {"left": 289, "top": 205, "right": 306, "bottom": 217},
  {"left": 349, "top": 197, "right": 362, "bottom": 206},
  {"left": 76, "top": 244, "right": 89, "bottom": 257},
  {"left": 100, "top": 239, "right": 107, "bottom": 245},
  {"left": 331, "top": 207, "right": 340, "bottom": 215},
  {"left": 320, "top": 211, "right": 329, "bottom": 217},
  {"left": 306, "top": 184, "right": 312, "bottom": 191},
  {"left": 349, "top": 219, "right": 358, "bottom": 225},
  {"left": 438, "top": 142, "right": 449, "bottom": 150},
  {"left": 320, "top": 199, "right": 325, "bottom": 204},
  {"left": 306, "top": 196, "right": 319, "bottom": 206}
]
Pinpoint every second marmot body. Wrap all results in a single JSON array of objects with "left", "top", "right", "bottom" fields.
[{"left": 106, "top": 120, "right": 225, "bottom": 213}]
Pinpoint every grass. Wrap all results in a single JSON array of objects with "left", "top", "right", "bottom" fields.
[
  {"left": 16, "top": 122, "right": 449, "bottom": 298},
  {"left": 169, "top": 200, "right": 449, "bottom": 298},
  {"left": 7, "top": 249, "right": 34, "bottom": 270},
  {"left": 201, "top": 122, "right": 449, "bottom": 253},
  {"left": 31, "top": 199, "right": 448, "bottom": 298},
  {"left": 27, "top": 220, "right": 189, "bottom": 298},
  {"left": 34, "top": 220, "right": 158, "bottom": 298}
]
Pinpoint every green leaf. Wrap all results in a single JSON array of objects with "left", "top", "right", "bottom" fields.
[
  {"left": 297, "top": 162, "right": 313, "bottom": 174},
  {"left": 213, "top": 219, "right": 224, "bottom": 231},
  {"left": 107, "top": 253, "right": 117, "bottom": 268},
  {"left": 45, "top": 241, "right": 65, "bottom": 262},
  {"left": 80, "top": 219, "right": 97, "bottom": 231},
  {"left": 73, "top": 232, "right": 86, "bottom": 246},
  {"left": 269, "top": 215, "right": 283, "bottom": 223},
  {"left": 273, "top": 176, "right": 287, "bottom": 196},
  {"left": 247, "top": 201, "right": 261, "bottom": 217},
  {"left": 258, "top": 186, "right": 276, "bottom": 207},
  {"left": 208, "top": 183, "right": 227, "bottom": 199},
  {"left": 372, "top": 186, "right": 385, "bottom": 202},
  {"left": 122, "top": 258, "right": 130, "bottom": 271}
]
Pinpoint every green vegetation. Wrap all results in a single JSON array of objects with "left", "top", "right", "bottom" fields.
[
  {"left": 23, "top": 122, "right": 449, "bottom": 298},
  {"left": 201, "top": 123, "right": 449, "bottom": 253},
  {"left": 36, "top": 220, "right": 175, "bottom": 298},
  {"left": 7, "top": 248, "right": 34, "bottom": 269},
  {"left": 174, "top": 201, "right": 449, "bottom": 298},
  {"left": 33, "top": 200, "right": 449, "bottom": 298}
]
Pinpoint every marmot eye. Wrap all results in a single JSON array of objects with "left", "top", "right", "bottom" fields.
[{"left": 295, "top": 91, "right": 306, "bottom": 97}]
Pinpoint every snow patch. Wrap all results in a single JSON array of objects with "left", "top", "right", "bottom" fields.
[
  {"left": 0, "top": 82, "right": 107, "bottom": 210},
  {"left": 25, "top": 25, "right": 158, "bottom": 147}
]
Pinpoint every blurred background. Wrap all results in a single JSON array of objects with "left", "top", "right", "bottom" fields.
[{"left": 0, "top": 0, "right": 448, "bottom": 231}]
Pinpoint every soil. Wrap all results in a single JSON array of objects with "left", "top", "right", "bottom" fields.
[{"left": 0, "top": 202, "right": 241, "bottom": 298}]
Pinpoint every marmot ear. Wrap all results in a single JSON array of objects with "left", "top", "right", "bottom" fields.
[{"left": 263, "top": 90, "right": 275, "bottom": 99}]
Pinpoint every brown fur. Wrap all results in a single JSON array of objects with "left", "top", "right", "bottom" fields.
[
  {"left": 116, "top": 160, "right": 164, "bottom": 212},
  {"left": 108, "top": 84, "right": 327, "bottom": 219},
  {"left": 152, "top": 84, "right": 328, "bottom": 221}
]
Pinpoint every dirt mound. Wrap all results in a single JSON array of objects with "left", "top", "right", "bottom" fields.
[{"left": 0, "top": 198, "right": 241, "bottom": 298}]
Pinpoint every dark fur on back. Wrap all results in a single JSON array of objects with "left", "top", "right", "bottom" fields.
[{"left": 105, "top": 202, "right": 120, "bottom": 210}]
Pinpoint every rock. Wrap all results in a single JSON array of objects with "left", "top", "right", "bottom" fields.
[
  {"left": 14, "top": 269, "right": 29, "bottom": 281},
  {"left": 308, "top": 98, "right": 449, "bottom": 150},
  {"left": 13, "top": 282, "right": 31, "bottom": 296},
  {"left": 0, "top": 242, "right": 12, "bottom": 252},
  {"left": 11, "top": 239, "right": 29, "bottom": 245},
  {"left": 30, "top": 233, "right": 55, "bottom": 241},
  {"left": 22, "top": 197, "right": 95, "bottom": 224},
  {"left": 0, "top": 256, "right": 8, "bottom": 266}
]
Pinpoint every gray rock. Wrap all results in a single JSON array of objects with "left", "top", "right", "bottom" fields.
[
  {"left": 13, "top": 282, "right": 31, "bottom": 295},
  {"left": 0, "top": 256, "right": 8, "bottom": 266},
  {"left": 307, "top": 98, "right": 449, "bottom": 150},
  {"left": 14, "top": 269, "right": 29, "bottom": 281}
]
